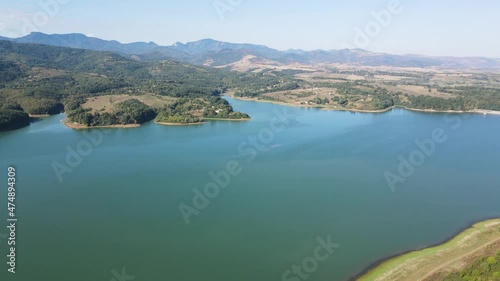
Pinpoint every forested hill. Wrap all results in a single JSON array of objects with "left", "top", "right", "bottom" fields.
[
  {"left": 0, "top": 40, "right": 150, "bottom": 79},
  {"left": 13, "top": 32, "right": 161, "bottom": 55},
  {"left": 0, "top": 40, "right": 298, "bottom": 131}
]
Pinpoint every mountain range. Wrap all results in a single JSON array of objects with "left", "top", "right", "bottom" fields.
[{"left": 1, "top": 32, "right": 499, "bottom": 70}]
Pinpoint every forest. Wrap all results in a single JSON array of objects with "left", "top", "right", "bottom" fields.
[
  {"left": 0, "top": 108, "right": 30, "bottom": 132},
  {"left": 66, "top": 99, "right": 157, "bottom": 126},
  {"left": 0, "top": 40, "right": 285, "bottom": 130}
]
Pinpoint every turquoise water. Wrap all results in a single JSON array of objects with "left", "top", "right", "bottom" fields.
[{"left": 0, "top": 97, "right": 499, "bottom": 281}]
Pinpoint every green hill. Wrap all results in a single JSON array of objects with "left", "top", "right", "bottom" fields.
[{"left": 0, "top": 40, "right": 293, "bottom": 130}]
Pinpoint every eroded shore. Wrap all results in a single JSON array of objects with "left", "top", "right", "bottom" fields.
[{"left": 353, "top": 218, "right": 500, "bottom": 281}]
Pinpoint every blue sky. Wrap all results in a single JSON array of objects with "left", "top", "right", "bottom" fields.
[{"left": 0, "top": 0, "right": 499, "bottom": 57}]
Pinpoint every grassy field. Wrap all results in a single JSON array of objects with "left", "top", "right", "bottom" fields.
[
  {"left": 356, "top": 219, "right": 500, "bottom": 281},
  {"left": 82, "top": 94, "right": 176, "bottom": 113}
]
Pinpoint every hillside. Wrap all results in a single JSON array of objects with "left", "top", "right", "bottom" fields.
[
  {"left": 0, "top": 40, "right": 295, "bottom": 131},
  {"left": 14, "top": 32, "right": 159, "bottom": 54}
]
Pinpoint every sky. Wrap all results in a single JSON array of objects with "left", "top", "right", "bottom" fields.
[{"left": 0, "top": 0, "right": 499, "bottom": 57}]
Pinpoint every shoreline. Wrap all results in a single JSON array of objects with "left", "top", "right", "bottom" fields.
[
  {"left": 228, "top": 94, "right": 500, "bottom": 115},
  {"left": 62, "top": 119, "right": 141, "bottom": 129},
  {"left": 63, "top": 117, "right": 251, "bottom": 130},
  {"left": 350, "top": 216, "right": 500, "bottom": 281},
  {"left": 55, "top": 98, "right": 500, "bottom": 131},
  {"left": 29, "top": 114, "right": 51, "bottom": 118},
  {"left": 400, "top": 106, "right": 500, "bottom": 115},
  {"left": 154, "top": 120, "right": 206, "bottom": 126},
  {"left": 154, "top": 117, "right": 250, "bottom": 126},
  {"left": 203, "top": 117, "right": 251, "bottom": 122}
]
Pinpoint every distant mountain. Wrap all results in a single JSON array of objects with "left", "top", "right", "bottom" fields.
[
  {"left": 2, "top": 32, "right": 499, "bottom": 70},
  {"left": 172, "top": 38, "right": 280, "bottom": 56},
  {"left": 12, "top": 32, "right": 160, "bottom": 55}
]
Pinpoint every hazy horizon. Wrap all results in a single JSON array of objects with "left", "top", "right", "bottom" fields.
[{"left": 0, "top": 0, "right": 499, "bottom": 58}]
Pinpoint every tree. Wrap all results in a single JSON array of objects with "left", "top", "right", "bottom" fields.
[{"left": 0, "top": 110, "right": 30, "bottom": 132}]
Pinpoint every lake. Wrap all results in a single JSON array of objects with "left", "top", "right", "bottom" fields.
[{"left": 0, "top": 97, "right": 499, "bottom": 281}]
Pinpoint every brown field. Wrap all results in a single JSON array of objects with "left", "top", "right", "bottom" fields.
[
  {"left": 246, "top": 82, "right": 458, "bottom": 111},
  {"left": 215, "top": 55, "right": 317, "bottom": 72},
  {"left": 259, "top": 88, "right": 335, "bottom": 105},
  {"left": 82, "top": 94, "right": 176, "bottom": 113},
  {"left": 232, "top": 88, "right": 384, "bottom": 112},
  {"left": 381, "top": 84, "right": 457, "bottom": 99}
]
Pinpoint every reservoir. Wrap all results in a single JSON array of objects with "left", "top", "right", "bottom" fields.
[{"left": 0, "top": 97, "right": 499, "bottom": 281}]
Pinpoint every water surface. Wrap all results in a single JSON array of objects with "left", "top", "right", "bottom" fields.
[{"left": 1, "top": 97, "right": 499, "bottom": 281}]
